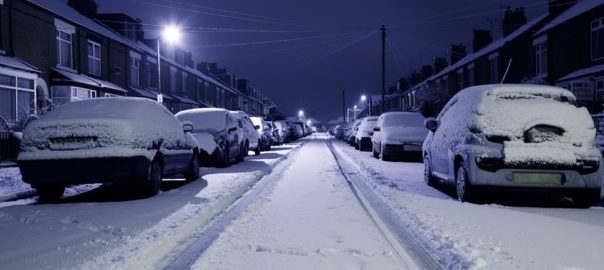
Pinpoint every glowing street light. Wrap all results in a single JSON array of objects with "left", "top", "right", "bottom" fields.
[
  {"left": 306, "top": 119, "right": 312, "bottom": 125},
  {"left": 298, "top": 110, "right": 305, "bottom": 117},
  {"left": 360, "top": 95, "right": 367, "bottom": 102},
  {"left": 156, "top": 24, "right": 183, "bottom": 104},
  {"left": 361, "top": 94, "right": 371, "bottom": 116}
]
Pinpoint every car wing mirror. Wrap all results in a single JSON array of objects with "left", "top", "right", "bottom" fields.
[
  {"left": 424, "top": 118, "right": 440, "bottom": 132},
  {"left": 254, "top": 125, "right": 260, "bottom": 130},
  {"left": 228, "top": 127, "right": 237, "bottom": 133},
  {"left": 182, "top": 121, "right": 194, "bottom": 133},
  {"left": 373, "top": 126, "right": 381, "bottom": 132}
]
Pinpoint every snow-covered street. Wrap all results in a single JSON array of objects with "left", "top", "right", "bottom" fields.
[{"left": 2, "top": 135, "right": 604, "bottom": 269}]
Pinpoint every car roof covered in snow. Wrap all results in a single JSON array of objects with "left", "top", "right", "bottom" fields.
[{"left": 42, "top": 97, "right": 173, "bottom": 121}]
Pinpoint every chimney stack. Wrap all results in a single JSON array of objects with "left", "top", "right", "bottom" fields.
[
  {"left": 68, "top": 0, "right": 98, "bottom": 18},
  {"left": 450, "top": 44, "right": 467, "bottom": 65},
  {"left": 472, "top": 29, "right": 492, "bottom": 52}
]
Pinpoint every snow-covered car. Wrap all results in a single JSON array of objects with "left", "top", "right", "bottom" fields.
[
  {"left": 230, "top": 111, "right": 261, "bottom": 155},
  {"left": 251, "top": 117, "right": 272, "bottom": 151},
  {"left": 292, "top": 125, "right": 303, "bottom": 140},
  {"left": 18, "top": 98, "right": 200, "bottom": 201},
  {"left": 371, "top": 112, "right": 427, "bottom": 161},
  {"left": 422, "top": 84, "right": 603, "bottom": 206},
  {"left": 266, "top": 121, "right": 282, "bottom": 145},
  {"left": 354, "top": 116, "right": 378, "bottom": 151},
  {"left": 175, "top": 108, "right": 243, "bottom": 167},
  {"left": 346, "top": 119, "right": 362, "bottom": 145},
  {"left": 275, "top": 121, "right": 292, "bottom": 143}
]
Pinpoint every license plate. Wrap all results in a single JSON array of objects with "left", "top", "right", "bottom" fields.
[
  {"left": 404, "top": 145, "right": 422, "bottom": 151},
  {"left": 512, "top": 173, "right": 562, "bottom": 185},
  {"left": 49, "top": 136, "right": 97, "bottom": 150}
]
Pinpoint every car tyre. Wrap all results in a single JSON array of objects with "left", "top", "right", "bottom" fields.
[
  {"left": 424, "top": 156, "right": 438, "bottom": 187},
  {"left": 236, "top": 143, "right": 245, "bottom": 163},
  {"left": 372, "top": 144, "right": 379, "bottom": 159},
  {"left": 380, "top": 145, "right": 390, "bottom": 161},
  {"left": 573, "top": 189, "right": 601, "bottom": 208},
  {"left": 36, "top": 185, "right": 64, "bottom": 203},
  {"left": 184, "top": 153, "right": 200, "bottom": 182},
  {"left": 142, "top": 158, "right": 162, "bottom": 197},
  {"left": 456, "top": 164, "right": 476, "bottom": 203},
  {"left": 254, "top": 146, "right": 261, "bottom": 155}
]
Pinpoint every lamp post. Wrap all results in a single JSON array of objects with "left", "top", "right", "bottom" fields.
[
  {"left": 156, "top": 25, "right": 182, "bottom": 104},
  {"left": 353, "top": 105, "right": 358, "bottom": 120},
  {"left": 361, "top": 95, "right": 370, "bottom": 116}
]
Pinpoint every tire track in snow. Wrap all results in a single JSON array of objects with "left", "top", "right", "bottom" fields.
[{"left": 325, "top": 137, "right": 444, "bottom": 270}]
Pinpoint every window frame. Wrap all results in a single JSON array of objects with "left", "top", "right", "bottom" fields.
[
  {"left": 87, "top": 40, "right": 101, "bottom": 76},
  {"left": 129, "top": 51, "right": 141, "bottom": 87},
  {"left": 0, "top": 70, "right": 37, "bottom": 125}
]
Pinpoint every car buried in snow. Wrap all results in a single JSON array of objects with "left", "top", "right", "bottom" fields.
[
  {"left": 354, "top": 116, "right": 378, "bottom": 151},
  {"left": 175, "top": 108, "right": 243, "bottom": 167},
  {"left": 17, "top": 98, "right": 200, "bottom": 202},
  {"left": 230, "top": 111, "right": 261, "bottom": 156},
  {"left": 371, "top": 112, "right": 427, "bottom": 161},
  {"left": 422, "top": 84, "right": 603, "bottom": 207}
]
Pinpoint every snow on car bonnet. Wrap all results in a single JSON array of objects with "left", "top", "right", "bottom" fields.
[
  {"left": 175, "top": 108, "right": 228, "bottom": 134},
  {"left": 19, "top": 98, "right": 194, "bottom": 161},
  {"left": 473, "top": 85, "right": 599, "bottom": 165}
]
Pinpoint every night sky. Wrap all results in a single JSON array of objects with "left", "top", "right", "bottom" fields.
[{"left": 96, "top": 0, "right": 547, "bottom": 122}]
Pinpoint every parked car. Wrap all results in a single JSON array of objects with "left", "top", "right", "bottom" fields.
[
  {"left": 371, "top": 112, "right": 427, "bottom": 161},
  {"left": 292, "top": 125, "right": 304, "bottom": 140},
  {"left": 346, "top": 119, "right": 362, "bottom": 145},
  {"left": 175, "top": 108, "right": 243, "bottom": 167},
  {"left": 230, "top": 111, "right": 261, "bottom": 155},
  {"left": 276, "top": 120, "right": 293, "bottom": 143},
  {"left": 355, "top": 116, "right": 378, "bottom": 151},
  {"left": 422, "top": 84, "right": 602, "bottom": 206},
  {"left": 251, "top": 117, "right": 272, "bottom": 151},
  {"left": 266, "top": 121, "right": 283, "bottom": 145},
  {"left": 18, "top": 98, "right": 200, "bottom": 201}
]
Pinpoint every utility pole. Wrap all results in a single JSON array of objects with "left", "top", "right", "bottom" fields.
[
  {"left": 342, "top": 90, "right": 346, "bottom": 123},
  {"left": 381, "top": 24, "right": 386, "bottom": 113}
]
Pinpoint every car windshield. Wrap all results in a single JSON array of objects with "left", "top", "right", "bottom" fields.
[
  {"left": 383, "top": 114, "right": 424, "bottom": 127},
  {"left": 176, "top": 110, "right": 226, "bottom": 133}
]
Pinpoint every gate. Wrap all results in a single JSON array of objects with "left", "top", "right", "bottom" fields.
[{"left": 0, "top": 117, "right": 15, "bottom": 162}]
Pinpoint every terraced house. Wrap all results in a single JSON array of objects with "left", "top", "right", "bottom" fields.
[{"left": 0, "top": 0, "right": 275, "bottom": 129}]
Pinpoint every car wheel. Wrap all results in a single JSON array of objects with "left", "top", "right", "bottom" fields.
[
  {"left": 573, "top": 189, "right": 601, "bottom": 208},
  {"left": 236, "top": 143, "right": 245, "bottom": 163},
  {"left": 36, "top": 185, "right": 65, "bottom": 203},
  {"left": 456, "top": 164, "right": 475, "bottom": 203},
  {"left": 244, "top": 142, "right": 250, "bottom": 157},
  {"left": 380, "top": 145, "right": 390, "bottom": 161},
  {"left": 254, "top": 146, "right": 261, "bottom": 156},
  {"left": 424, "top": 156, "right": 438, "bottom": 187},
  {"left": 184, "top": 153, "right": 200, "bottom": 182},
  {"left": 142, "top": 158, "right": 162, "bottom": 197}
]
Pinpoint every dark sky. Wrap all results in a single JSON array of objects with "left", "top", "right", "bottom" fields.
[{"left": 97, "top": 0, "right": 547, "bottom": 122}]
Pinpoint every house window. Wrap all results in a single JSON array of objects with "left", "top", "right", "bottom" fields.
[
  {"left": 181, "top": 72, "right": 188, "bottom": 94},
  {"left": 0, "top": 73, "right": 36, "bottom": 126},
  {"left": 489, "top": 53, "right": 499, "bottom": 83},
  {"left": 535, "top": 39, "right": 548, "bottom": 76},
  {"left": 146, "top": 59, "right": 156, "bottom": 88},
  {"left": 87, "top": 40, "right": 101, "bottom": 76},
  {"left": 129, "top": 52, "right": 141, "bottom": 87},
  {"left": 170, "top": 67, "right": 177, "bottom": 93},
  {"left": 55, "top": 20, "right": 75, "bottom": 68},
  {"left": 71, "top": 87, "right": 96, "bottom": 101},
  {"left": 592, "top": 17, "right": 604, "bottom": 60}
]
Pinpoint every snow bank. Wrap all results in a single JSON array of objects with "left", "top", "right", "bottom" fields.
[{"left": 19, "top": 98, "right": 194, "bottom": 161}]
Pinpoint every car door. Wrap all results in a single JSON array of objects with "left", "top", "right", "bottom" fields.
[
  {"left": 429, "top": 98, "right": 458, "bottom": 178},
  {"left": 226, "top": 115, "right": 239, "bottom": 157},
  {"left": 372, "top": 116, "right": 384, "bottom": 151}
]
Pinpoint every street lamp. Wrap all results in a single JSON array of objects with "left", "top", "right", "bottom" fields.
[
  {"left": 353, "top": 105, "right": 358, "bottom": 120},
  {"left": 156, "top": 24, "right": 182, "bottom": 104},
  {"left": 360, "top": 95, "right": 370, "bottom": 116},
  {"left": 298, "top": 110, "right": 304, "bottom": 117}
]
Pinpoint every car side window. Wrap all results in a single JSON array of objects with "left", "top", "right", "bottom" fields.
[{"left": 437, "top": 98, "right": 458, "bottom": 120}]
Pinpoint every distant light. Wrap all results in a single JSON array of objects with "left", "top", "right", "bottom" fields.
[
  {"left": 361, "top": 95, "right": 367, "bottom": 101},
  {"left": 354, "top": 105, "right": 358, "bottom": 109},
  {"left": 162, "top": 25, "right": 182, "bottom": 45},
  {"left": 306, "top": 119, "right": 312, "bottom": 125},
  {"left": 298, "top": 110, "right": 304, "bottom": 117}
]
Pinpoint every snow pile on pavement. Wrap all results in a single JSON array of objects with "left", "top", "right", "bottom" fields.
[
  {"left": 19, "top": 98, "right": 195, "bottom": 161},
  {"left": 0, "top": 168, "right": 33, "bottom": 201}
]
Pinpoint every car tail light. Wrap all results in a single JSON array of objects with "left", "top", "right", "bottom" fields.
[{"left": 577, "top": 159, "right": 599, "bottom": 174}]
